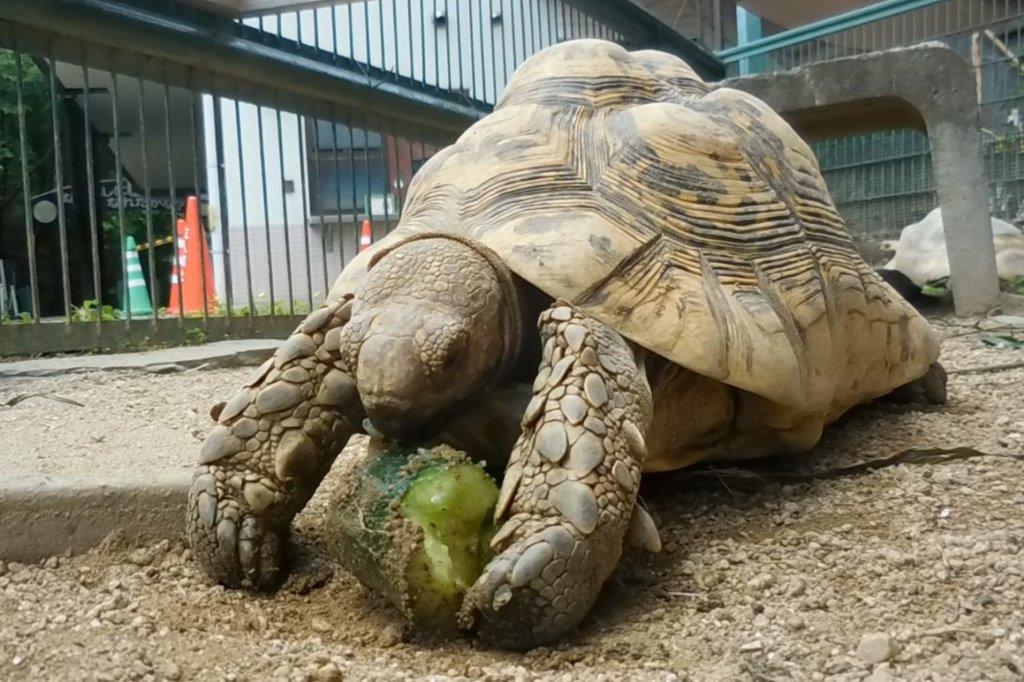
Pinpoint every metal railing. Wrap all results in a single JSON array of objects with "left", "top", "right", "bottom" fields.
[
  {"left": 718, "top": 0, "right": 1024, "bottom": 261},
  {"left": 0, "top": 0, "right": 718, "bottom": 355}
]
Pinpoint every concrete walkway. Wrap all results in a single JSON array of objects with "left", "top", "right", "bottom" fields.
[
  {"left": 0, "top": 338, "right": 281, "bottom": 378},
  {"left": 0, "top": 340, "right": 281, "bottom": 562}
]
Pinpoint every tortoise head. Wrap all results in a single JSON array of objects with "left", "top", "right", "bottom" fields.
[{"left": 338, "top": 235, "right": 521, "bottom": 440}]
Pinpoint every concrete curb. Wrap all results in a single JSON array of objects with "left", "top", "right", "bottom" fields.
[
  {"left": 0, "top": 474, "right": 191, "bottom": 563},
  {"left": 0, "top": 339, "right": 281, "bottom": 378}
]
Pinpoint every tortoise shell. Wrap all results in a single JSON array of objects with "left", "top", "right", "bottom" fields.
[{"left": 329, "top": 39, "right": 939, "bottom": 417}]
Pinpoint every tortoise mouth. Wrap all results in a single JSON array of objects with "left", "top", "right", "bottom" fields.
[{"left": 363, "top": 392, "right": 439, "bottom": 442}]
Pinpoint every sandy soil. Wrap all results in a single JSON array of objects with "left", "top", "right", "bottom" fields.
[{"left": 0, "top": 316, "right": 1022, "bottom": 681}]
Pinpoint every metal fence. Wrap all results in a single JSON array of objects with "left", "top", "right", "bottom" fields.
[
  {"left": 720, "top": 0, "right": 1024, "bottom": 263},
  {"left": 0, "top": 0, "right": 718, "bottom": 355}
]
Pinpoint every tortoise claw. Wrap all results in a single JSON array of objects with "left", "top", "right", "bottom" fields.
[{"left": 187, "top": 470, "right": 287, "bottom": 591}]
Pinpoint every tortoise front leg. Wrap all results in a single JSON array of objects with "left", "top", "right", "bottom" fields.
[
  {"left": 186, "top": 295, "right": 364, "bottom": 589},
  {"left": 462, "top": 301, "right": 654, "bottom": 648}
]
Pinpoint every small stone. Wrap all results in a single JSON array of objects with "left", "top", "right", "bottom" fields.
[
  {"left": 314, "top": 663, "right": 343, "bottom": 682},
  {"left": 43, "top": 556, "right": 59, "bottom": 569},
  {"left": 127, "top": 548, "right": 154, "bottom": 567},
  {"left": 256, "top": 382, "right": 303, "bottom": 415},
  {"left": 379, "top": 624, "right": 403, "bottom": 647},
  {"left": 311, "top": 617, "right": 332, "bottom": 633},
  {"left": 857, "top": 632, "right": 899, "bottom": 664},
  {"left": 159, "top": 662, "right": 182, "bottom": 681},
  {"left": 739, "top": 640, "right": 763, "bottom": 652}
]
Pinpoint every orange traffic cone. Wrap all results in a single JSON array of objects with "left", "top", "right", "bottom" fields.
[
  {"left": 167, "top": 196, "right": 217, "bottom": 315},
  {"left": 359, "top": 219, "right": 373, "bottom": 253}
]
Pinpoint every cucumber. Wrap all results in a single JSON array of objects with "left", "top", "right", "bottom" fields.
[{"left": 327, "top": 438, "right": 499, "bottom": 630}]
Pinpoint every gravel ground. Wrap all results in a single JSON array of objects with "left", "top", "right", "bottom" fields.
[{"left": 0, "top": 316, "right": 1022, "bottom": 681}]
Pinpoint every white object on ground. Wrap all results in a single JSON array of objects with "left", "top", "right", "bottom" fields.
[{"left": 885, "top": 207, "right": 1024, "bottom": 286}]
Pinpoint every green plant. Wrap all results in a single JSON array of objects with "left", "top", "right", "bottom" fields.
[
  {"left": 921, "top": 277, "right": 951, "bottom": 298},
  {"left": 0, "top": 311, "right": 31, "bottom": 324},
  {"left": 70, "top": 299, "right": 123, "bottom": 323},
  {"left": 184, "top": 327, "right": 207, "bottom": 346}
]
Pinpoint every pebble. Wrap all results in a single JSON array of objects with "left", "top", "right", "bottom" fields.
[{"left": 857, "top": 633, "right": 899, "bottom": 664}]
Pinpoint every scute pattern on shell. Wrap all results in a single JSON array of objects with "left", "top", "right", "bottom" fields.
[{"left": 328, "top": 39, "right": 938, "bottom": 418}]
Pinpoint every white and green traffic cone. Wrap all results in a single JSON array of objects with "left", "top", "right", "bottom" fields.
[{"left": 122, "top": 235, "right": 153, "bottom": 317}]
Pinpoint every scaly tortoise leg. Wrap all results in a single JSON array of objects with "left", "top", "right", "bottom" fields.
[
  {"left": 186, "top": 295, "right": 364, "bottom": 589},
  {"left": 462, "top": 301, "right": 654, "bottom": 649}
]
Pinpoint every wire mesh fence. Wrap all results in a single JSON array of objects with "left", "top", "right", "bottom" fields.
[
  {"left": 725, "top": 0, "right": 1024, "bottom": 262},
  {"left": 0, "top": 0, "right": 659, "bottom": 354}
]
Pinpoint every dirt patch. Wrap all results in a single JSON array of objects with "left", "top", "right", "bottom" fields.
[{"left": 0, "top": 318, "right": 1022, "bottom": 680}]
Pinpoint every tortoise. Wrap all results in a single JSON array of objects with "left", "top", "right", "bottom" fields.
[{"left": 187, "top": 39, "right": 944, "bottom": 649}]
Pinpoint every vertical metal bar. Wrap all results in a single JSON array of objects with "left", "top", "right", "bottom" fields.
[
  {"left": 109, "top": 66, "right": 129, "bottom": 324},
  {"left": 517, "top": 0, "right": 527, "bottom": 63},
  {"left": 489, "top": 0, "right": 499, "bottom": 101},
  {"left": 433, "top": 0, "right": 441, "bottom": 88},
  {"left": 80, "top": 56, "right": 103, "bottom": 324},
  {"left": 189, "top": 86, "right": 210, "bottom": 320},
  {"left": 362, "top": 126, "right": 374, "bottom": 244},
  {"left": 331, "top": 5, "right": 339, "bottom": 59},
  {"left": 48, "top": 46, "right": 73, "bottom": 322},
  {"left": 420, "top": 0, "right": 428, "bottom": 84},
  {"left": 346, "top": 117, "right": 360, "bottom": 259},
  {"left": 211, "top": 97, "right": 233, "bottom": 317},
  {"left": 469, "top": 0, "right": 479, "bottom": 100},
  {"left": 14, "top": 46, "right": 40, "bottom": 322},
  {"left": 347, "top": 2, "right": 355, "bottom": 62},
  {"left": 527, "top": 0, "right": 536, "bottom": 55},
  {"left": 379, "top": 130, "right": 393, "bottom": 235},
  {"left": 393, "top": 0, "right": 402, "bottom": 77},
  {"left": 134, "top": 75, "right": 155, "bottom": 325},
  {"left": 455, "top": 0, "right": 466, "bottom": 95},
  {"left": 296, "top": 114, "right": 313, "bottom": 307},
  {"left": 163, "top": 81, "right": 184, "bottom": 320},
  {"left": 379, "top": 0, "right": 388, "bottom": 73},
  {"left": 275, "top": 107, "right": 295, "bottom": 315},
  {"left": 364, "top": 0, "right": 373, "bottom": 68},
  {"left": 313, "top": 5, "right": 320, "bottom": 52},
  {"left": 330, "top": 118, "right": 346, "bottom": 271},
  {"left": 408, "top": 0, "right": 416, "bottom": 80},
  {"left": 500, "top": 0, "right": 510, "bottom": 92},
  {"left": 256, "top": 104, "right": 276, "bottom": 315},
  {"left": 311, "top": 115, "right": 329, "bottom": 296},
  {"left": 445, "top": 0, "right": 454, "bottom": 90},
  {"left": 233, "top": 97, "right": 255, "bottom": 313}
]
